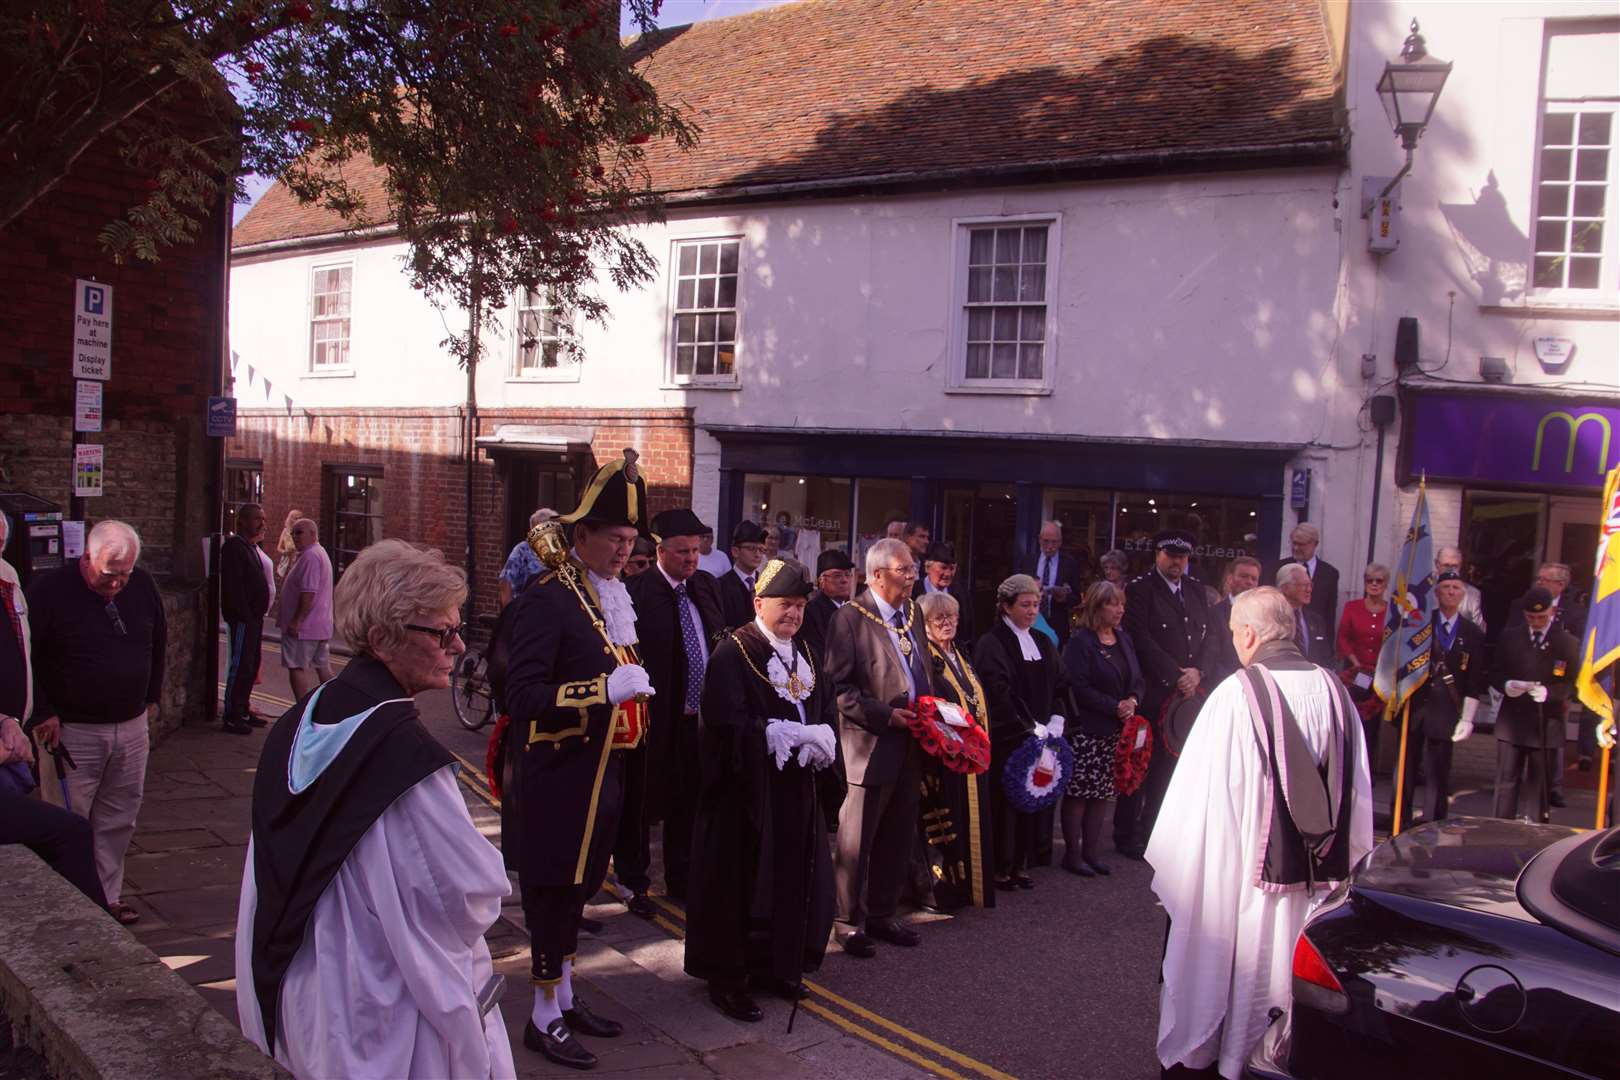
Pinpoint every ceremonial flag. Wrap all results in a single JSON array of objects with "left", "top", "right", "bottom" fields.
[
  {"left": 1374, "top": 476, "right": 1436, "bottom": 720},
  {"left": 1576, "top": 464, "right": 1620, "bottom": 750}
]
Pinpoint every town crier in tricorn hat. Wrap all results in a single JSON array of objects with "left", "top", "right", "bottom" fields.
[{"left": 495, "top": 448, "right": 655, "bottom": 1070}]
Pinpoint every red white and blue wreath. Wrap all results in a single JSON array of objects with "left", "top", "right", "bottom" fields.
[{"left": 1002, "top": 730, "right": 1074, "bottom": 812}]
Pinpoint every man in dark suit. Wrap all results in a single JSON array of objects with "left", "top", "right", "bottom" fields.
[
  {"left": 717, "top": 520, "right": 767, "bottom": 629},
  {"left": 1021, "top": 520, "right": 1081, "bottom": 646},
  {"left": 1397, "top": 571, "right": 1487, "bottom": 830},
  {"left": 1278, "top": 522, "right": 1341, "bottom": 635},
  {"left": 1491, "top": 586, "right": 1580, "bottom": 822},
  {"left": 824, "top": 537, "right": 934, "bottom": 958},
  {"left": 1205, "top": 555, "right": 1262, "bottom": 688},
  {"left": 624, "top": 508, "right": 726, "bottom": 910},
  {"left": 801, "top": 549, "right": 853, "bottom": 663},
  {"left": 913, "top": 541, "right": 974, "bottom": 645},
  {"left": 1118, "top": 529, "right": 1215, "bottom": 857},
  {"left": 1276, "top": 563, "right": 1334, "bottom": 666},
  {"left": 1504, "top": 563, "right": 1587, "bottom": 807}
]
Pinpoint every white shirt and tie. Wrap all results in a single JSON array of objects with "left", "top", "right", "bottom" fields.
[
  {"left": 872, "top": 592, "right": 919, "bottom": 699},
  {"left": 1038, "top": 552, "right": 1059, "bottom": 613}
]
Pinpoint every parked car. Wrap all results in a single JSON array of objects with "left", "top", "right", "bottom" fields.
[{"left": 1247, "top": 817, "right": 1619, "bottom": 1080}]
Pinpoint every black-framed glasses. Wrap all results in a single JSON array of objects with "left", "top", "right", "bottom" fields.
[
  {"left": 104, "top": 601, "right": 127, "bottom": 636},
  {"left": 405, "top": 622, "right": 463, "bottom": 649}
]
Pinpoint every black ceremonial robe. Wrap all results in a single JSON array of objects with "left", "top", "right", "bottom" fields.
[
  {"left": 910, "top": 642, "right": 996, "bottom": 911},
  {"left": 684, "top": 622, "right": 841, "bottom": 986}
]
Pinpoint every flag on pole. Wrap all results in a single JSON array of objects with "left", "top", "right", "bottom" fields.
[
  {"left": 1374, "top": 476, "right": 1436, "bottom": 720},
  {"left": 1576, "top": 464, "right": 1620, "bottom": 750}
]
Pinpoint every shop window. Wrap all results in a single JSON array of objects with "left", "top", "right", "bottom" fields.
[
  {"left": 852, "top": 477, "right": 912, "bottom": 570},
  {"left": 742, "top": 474, "right": 852, "bottom": 566},
  {"left": 1532, "top": 23, "right": 1618, "bottom": 293},
  {"left": 327, "top": 467, "right": 383, "bottom": 577},
  {"left": 949, "top": 216, "right": 1059, "bottom": 393},
  {"left": 1113, "top": 493, "right": 1262, "bottom": 592},
  {"left": 512, "top": 286, "right": 579, "bottom": 381},
  {"left": 669, "top": 237, "right": 740, "bottom": 384},
  {"left": 309, "top": 263, "right": 353, "bottom": 372}
]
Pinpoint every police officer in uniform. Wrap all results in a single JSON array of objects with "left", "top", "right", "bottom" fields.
[
  {"left": 499, "top": 450, "right": 656, "bottom": 1070},
  {"left": 1490, "top": 585, "right": 1580, "bottom": 823},
  {"left": 1397, "top": 569, "right": 1486, "bottom": 830},
  {"left": 1117, "top": 529, "right": 1214, "bottom": 857}
]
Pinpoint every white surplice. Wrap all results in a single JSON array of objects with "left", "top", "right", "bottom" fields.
[
  {"left": 1146, "top": 667, "right": 1373, "bottom": 1079},
  {"left": 235, "top": 765, "right": 516, "bottom": 1080}
]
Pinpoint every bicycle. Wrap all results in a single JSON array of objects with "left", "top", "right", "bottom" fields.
[{"left": 451, "top": 613, "right": 500, "bottom": 731}]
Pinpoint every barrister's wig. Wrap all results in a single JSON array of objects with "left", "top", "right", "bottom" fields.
[
  {"left": 996, "top": 573, "right": 1041, "bottom": 608},
  {"left": 335, "top": 539, "right": 468, "bottom": 656}
]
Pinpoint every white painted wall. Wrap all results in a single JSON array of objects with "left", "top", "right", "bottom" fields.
[{"left": 1341, "top": 1, "right": 1620, "bottom": 564}]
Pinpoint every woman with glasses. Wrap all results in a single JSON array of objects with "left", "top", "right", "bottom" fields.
[
  {"left": 915, "top": 590, "right": 996, "bottom": 910},
  {"left": 236, "top": 538, "right": 515, "bottom": 1080},
  {"left": 973, "top": 573, "right": 1068, "bottom": 891},
  {"left": 1337, "top": 562, "right": 1391, "bottom": 759}
]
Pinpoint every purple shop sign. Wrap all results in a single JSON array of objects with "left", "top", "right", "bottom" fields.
[{"left": 1405, "top": 394, "right": 1620, "bottom": 491}]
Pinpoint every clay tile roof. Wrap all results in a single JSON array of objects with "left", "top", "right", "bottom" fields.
[{"left": 233, "top": 0, "right": 1341, "bottom": 249}]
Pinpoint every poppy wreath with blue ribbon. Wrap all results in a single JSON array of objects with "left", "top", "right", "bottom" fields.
[{"left": 1002, "top": 731, "right": 1074, "bottom": 813}]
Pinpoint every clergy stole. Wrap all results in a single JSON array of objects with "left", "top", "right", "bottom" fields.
[{"left": 1235, "top": 646, "right": 1357, "bottom": 894}]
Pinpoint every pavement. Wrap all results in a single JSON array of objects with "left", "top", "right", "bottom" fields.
[{"left": 112, "top": 626, "right": 1612, "bottom": 1080}]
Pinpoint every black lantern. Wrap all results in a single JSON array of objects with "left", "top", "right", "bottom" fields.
[{"left": 1375, "top": 20, "right": 1452, "bottom": 150}]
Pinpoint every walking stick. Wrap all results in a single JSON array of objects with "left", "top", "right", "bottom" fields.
[
  {"left": 1537, "top": 692, "right": 1551, "bottom": 825},
  {"left": 1597, "top": 744, "right": 1612, "bottom": 831},
  {"left": 1391, "top": 702, "right": 1412, "bottom": 837}
]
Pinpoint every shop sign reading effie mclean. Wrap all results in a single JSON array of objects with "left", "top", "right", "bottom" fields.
[{"left": 1404, "top": 392, "right": 1620, "bottom": 492}]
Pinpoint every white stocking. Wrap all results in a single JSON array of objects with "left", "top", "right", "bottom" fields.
[
  {"left": 557, "top": 959, "right": 576, "bottom": 1011},
  {"left": 531, "top": 984, "right": 562, "bottom": 1028}
]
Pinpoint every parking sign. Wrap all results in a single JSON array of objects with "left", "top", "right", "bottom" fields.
[{"left": 72, "top": 278, "right": 113, "bottom": 380}]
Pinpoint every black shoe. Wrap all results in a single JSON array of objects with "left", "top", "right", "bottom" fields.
[
  {"left": 1549, "top": 792, "right": 1568, "bottom": 809},
  {"left": 524, "top": 1018, "right": 596, "bottom": 1070},
  {"left": 1119, "top": 847, "right": 1146, "bottom": 862},
  {"left": 1013, "top": 874, "right": 1036, "bottom": 890},
  {"left": 837, "top": 929, "right": 876, "bottom": 958},
  {"left": 626, "top": 892, "right": 657, "bottom": 919},
  {"left": 708, "top": 985, "right": 763, "bottom": 1023},
  {"left": 866, "top": 919, "right": 920, "bottom": 947},
  {"left": 993, "top": 877, "right": 1020, "bottom": 892},
  {"left": 247, "top": 714, "right": 268, "bottom": 728},
  {"left": 1084, "top": 858, "right": 1113, "bottom": 876},
  {"left": 1061, "top": 859, "right": 1095, "bottom": 878},
  {"left": 562, "top": 997, "right": 622, "bottom": 1038},
  {"left": 578, "top": 916, "right": 604, "bottom": 934},
  {"left": 1579, "top": 755, "right": 1594, "bottom": 773},
  {"left": 222, "top": 718, "right": 252, "bottom": 736},
  {"left": 750, "top": 974, "right": 808, "bottom": 1001}
]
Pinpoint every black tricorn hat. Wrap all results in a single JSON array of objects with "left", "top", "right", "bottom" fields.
[
  {"left": 560, "top": 449, "right": 652, "bottom": 539},
  {"left": 1521, "top": 585, "right": 1554, "bottom": 614},
  {"left": 731, "top": 519, "right": 766, "bottom": 547},
  {"left": 1153, "top": 529, "right": 1195, "bottom": 554},
  {"left": 924, "top": 541, "right": 958, "bottom": 566},
  {"left": 1162, "top": 691, "right": 1204, "bottom": 758},
  {"left": 652, "top": 508, "right": 707, "bottom": 542},
  {"left": 816, "top": 548, "right": 854, "bottom": 575},
  {"left": 754, "top": 558, "right": 813, "bottom": 598}
]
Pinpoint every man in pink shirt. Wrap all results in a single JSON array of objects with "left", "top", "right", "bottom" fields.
[{"left": 277, "top": 519, "right": 335, "bottom": 699}]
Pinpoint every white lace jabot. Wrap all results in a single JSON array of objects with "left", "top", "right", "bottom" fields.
[{"left": 583, "top": 562, "right": 638, "bottom": 646}]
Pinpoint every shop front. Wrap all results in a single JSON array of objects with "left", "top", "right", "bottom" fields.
[
  {"left": 1400, "top": 389, "right": 1619, "bottom": 634},
  {"left": 710, "top": 427, "right": 1292, "bottom": 632}
]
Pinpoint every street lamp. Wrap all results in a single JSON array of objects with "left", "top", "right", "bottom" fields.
[{"left": 1361, "top": 19, "right": 1453, "bottom": 221}]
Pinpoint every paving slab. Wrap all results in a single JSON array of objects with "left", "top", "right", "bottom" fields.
[{"left": 131, "top": 828, "right": 223, "bottom": 853}]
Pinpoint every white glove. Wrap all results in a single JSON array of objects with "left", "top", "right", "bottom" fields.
[
  {"left": 795, "top": 724, "right": 837, "bottom": 770},
  {"left": 607, "top": 664, "right": 655, "bottom": 705},
  {"left": 1045, "top": 714, "right": 1065, "bottom": 740},
  {"left": 1528, "top": 683, "right": 1548, "bottom": 703},
  {"left": 1504, "top": 679, "right": 1530, "bottom": 698},
  {"left": 1598, "top": 721, "right": 1616, "bottom": 751},
  {"left": 1452, "top": 698, "right": 1478, "bottom": 743},
  {"left": 764, "top": 719, "right": 805, "bottom": 770}
]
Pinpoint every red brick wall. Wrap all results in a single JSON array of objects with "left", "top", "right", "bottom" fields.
[
  {"left": 228, "top": 406, "right": 694, "bottom": 617},
  {"left": 0, "top": 119, "right": 228, "bottom": 733}
]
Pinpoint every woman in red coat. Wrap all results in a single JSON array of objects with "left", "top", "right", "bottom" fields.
[{"left": 1337, "top": 562, "right": 1389, "bottom": 763}]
